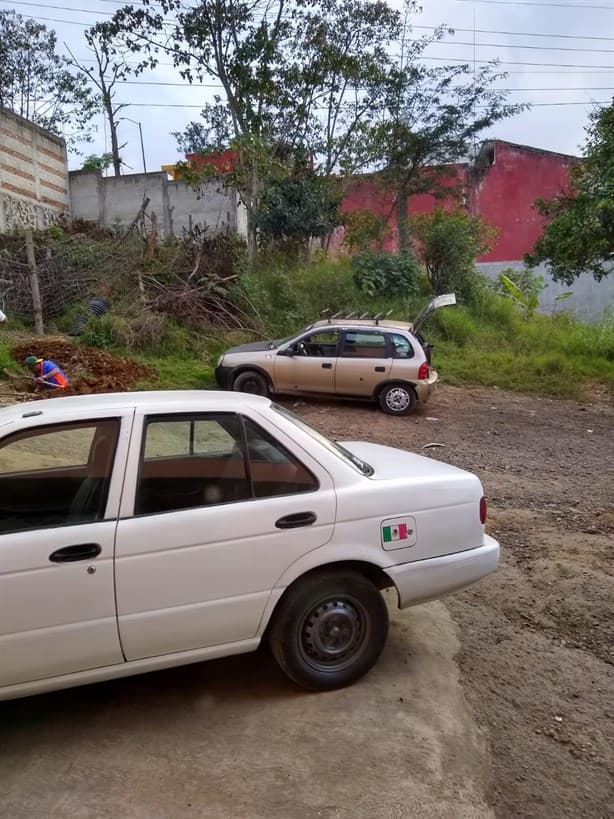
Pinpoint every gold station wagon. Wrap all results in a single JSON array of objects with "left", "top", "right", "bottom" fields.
[{"left": 215, "top": 295, "right": 455, "bottom": 416}]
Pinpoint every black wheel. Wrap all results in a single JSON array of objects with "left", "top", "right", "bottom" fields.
[
  {"left": 233, "top": 370, "right": 269, "bottom": 396},
  {"left": 378, "top": 383, "right": 416, "bottom": 416},
  {"left": 268, "top": 570, "right": 389, "bottom": 690}
]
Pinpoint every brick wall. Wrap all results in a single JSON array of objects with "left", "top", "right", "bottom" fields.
[{"left": 0, "top": 107, "right": 70, "bottom": 232}]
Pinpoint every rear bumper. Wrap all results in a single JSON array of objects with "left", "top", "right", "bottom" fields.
[
  {"left": 384, "top": 535, "right": 500, "bottom": 609},
  {"left": 413, "top": 369, "right": 438, "bottom": 403},
  {"left": 215, "top": 365, "right": 233, "bottom": 389}
]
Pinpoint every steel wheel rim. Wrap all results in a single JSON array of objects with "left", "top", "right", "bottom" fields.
[
  {"left": 298, "top": 596, "right": 369, "bottom": 672},
  {"left": 241, "top": 376, "right": 263, "bottom": 394},
  {"left": 386, "top": 387, "right": 410, "bottom": 412}
]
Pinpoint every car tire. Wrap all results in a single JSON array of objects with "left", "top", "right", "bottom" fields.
[
  {"left": 378, "top": 383, "right": 416, "bottom": 416},
  {"left": 233, "top": 370, "right": 269, "bottom": 396},
  {"left": 268, "top": 570, "right": 389, "bottom": 691}
]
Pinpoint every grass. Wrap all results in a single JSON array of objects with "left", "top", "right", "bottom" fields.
[
  {"left": 135, "top": 355, "right": 214, "bottom": 390},
  {"left": 2, "top": 258, "right": 613, "bottom": 401},
  {"left": 0, "top": 342, "right": 18, "bottom": 373},
  {"left": 430, "top": 301, "right": 614, "bottom": 397}
]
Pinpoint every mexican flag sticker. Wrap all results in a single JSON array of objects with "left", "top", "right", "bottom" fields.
[
  {"left": 381, "top": 517, "right": 415, "bottom": 548},
  {"left": 382, "top": 523, "right": 408, "bottom": 542}
]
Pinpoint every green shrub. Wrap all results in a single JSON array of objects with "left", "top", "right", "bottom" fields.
[
  {"left": 80, "top": 314, "right": 133, "bottom": 350},
  {"left": 351, "top": 251, "right": 421, "bottom": 298}
]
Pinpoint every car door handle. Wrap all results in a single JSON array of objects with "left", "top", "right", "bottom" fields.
[
  {"left": 374, "top": 366, "right": 386, "bottom": 372},
  {"left": 275, "top": 512, "right": 317, "bottom": 529},
  {"left": 49, "top": 543, "right": 102, "bottom": 563},
  {"left": 322, "top": 363, "right": 332, "bottom": 369}
]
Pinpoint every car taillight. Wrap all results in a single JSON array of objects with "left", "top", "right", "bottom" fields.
[
  {"left": 418, "top": 361, "right": 430, "bottom": 380},
  {"left": 479, "top": 496, "right": 487, "bottom": 524}
]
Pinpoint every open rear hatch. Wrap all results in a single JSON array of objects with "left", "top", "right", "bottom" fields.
[{"left": 411, "top": 293, "right": 456, "bottom": 363}]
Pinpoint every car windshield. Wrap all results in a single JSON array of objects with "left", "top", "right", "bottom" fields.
[
  {"left": 272, "top": 404, "right": 374, "bottom": 477},
  {"left": 270, "top": 334, "right": 295, "bottom": 349}
]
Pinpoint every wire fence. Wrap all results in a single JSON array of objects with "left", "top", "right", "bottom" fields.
[{"left": 0, "top": 209, "right": 261, "bottom": 335}]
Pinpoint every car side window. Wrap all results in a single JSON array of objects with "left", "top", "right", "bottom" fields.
[
  {"left": 135, "top": 413, "right": 317, "bottom": 516},
  {"left": 0, "top": 419, "right": 120, "bottom": 534},
  {"left": 244, "top": 419, "right": 318, "bottom": 497},
  {"left": 144, "top": 418, "right": 237, "bottom": 459},
  {"left": 296, "top": 330, "right": 340, "bottom": 357},
  {"left": 389, "top": 333, "right": 414, "bottom": 359},
  {"left": 341, "top": 331, "right": 388, "bottom": 358}
]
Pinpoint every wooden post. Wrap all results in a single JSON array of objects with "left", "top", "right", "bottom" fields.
[{"left": 24, "top": 229, "right": 44, "bottom": 336}]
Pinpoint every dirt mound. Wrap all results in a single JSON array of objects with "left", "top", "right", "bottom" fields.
[{"left": 11, "top": 338, "right": 157, "bottom": 395}]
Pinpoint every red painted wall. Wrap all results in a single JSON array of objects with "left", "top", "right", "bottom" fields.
[{"left": 339, "top": 141, "right": 577, "bottom": 262}]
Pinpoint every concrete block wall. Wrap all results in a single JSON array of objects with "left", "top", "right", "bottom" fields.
[
  {"left": 0, "top": 107, "right": 70, "bottom": 231},
  {"left": 477, "top": 261, "right": 614, "bottom": 323},
  {"left": 69, "top": 169, "right": 239, "bottom": 238}
]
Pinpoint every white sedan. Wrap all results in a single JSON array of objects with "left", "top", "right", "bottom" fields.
[{"left": 0, "top": 391, "right": 499, "bottom": 699}]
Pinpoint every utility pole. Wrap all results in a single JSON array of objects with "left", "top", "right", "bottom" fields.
[
  {"left": 123, "top": 117, "right": 147, "bottom": 173},
  {"left": 24, "top": 228, "right": 44, "bottom": 336}
]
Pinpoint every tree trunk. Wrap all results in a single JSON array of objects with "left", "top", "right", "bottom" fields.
[
  {"left": 104, "top": 93, "right": 121, "bottom": 177},
  {"left": 396, "top": 181, "right": 410, "bottom": 254},
  {"left": 246, "top": 210, "right": 258, "bottom": 266},
  {"left": 246, "top": 160, "right": 260, "bottom": 266},
  {"left": 24, "top": 228, "right": 44, "bottom": 335}
]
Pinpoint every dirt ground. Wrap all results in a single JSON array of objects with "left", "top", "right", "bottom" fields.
[
  {"left": 0, "top": 374, "right": 614, "bottom": 819},
  {"left": 295, "top": 386, "right": 614, "bottom": 819},
  {"left": 9, "top": 339, "right": 155, "bottom": 395}
]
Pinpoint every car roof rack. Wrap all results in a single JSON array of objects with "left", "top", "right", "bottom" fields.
[{"left": 320, "top": 309, "right": 393, "bottom": 326}]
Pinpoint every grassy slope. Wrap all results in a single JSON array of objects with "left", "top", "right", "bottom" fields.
[{"left": 2, "top": 260, "right": 613, "bottom": 399}]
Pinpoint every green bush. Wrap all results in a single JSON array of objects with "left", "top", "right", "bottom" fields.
[
  {"left": 350, "top": 251, "right": 421, "bottom": 298},
  {"left": 240, "top": 258, "right": 425, "bottom": 339},
  {"left": 80, "top": 314, "right": 133, "bottom": 350}
]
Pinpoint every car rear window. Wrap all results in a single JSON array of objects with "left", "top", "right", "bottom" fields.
[
  {"left": 272, "top": 404, "right": 373, "bottom": 477},
  {"left": 389, "top": 333, "right": 415, "bottom": 359}
]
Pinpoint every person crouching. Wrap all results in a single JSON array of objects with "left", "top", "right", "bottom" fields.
[{"left": 24, "top": 355, "right": 69, "bottom": 390}]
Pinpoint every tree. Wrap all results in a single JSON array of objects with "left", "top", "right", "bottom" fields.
[
  {"left": 0, "top": 10, "right": 96, "bottom": 143},
  {"left": 172, "top": 99, "right": 233, "bottom": 155},
  {"left": 66, "top": 24, "right": 148, "bottom": 176},
  {"left": 81, "top": 153, "right": 114, "bottom": 172},
  {"left": 102, "top": 0, "right": 404, "bottom": 260},
  {"left": 281, "top": 0, "right": 402, "bottom": 177},
  {"left": 411, "top": 207, "right": 498, "bottom": 301},
  {"left": 527, "top": 103, "right": 614, "bottom": 284},
  {"left": 255, "top": 172, "right": 343, "bottom": 256},
  {"left": 102, "top": 0, "right": 297, "bottom": 257},
  {"left": 355, "top": 15, "right": 523, "bottom": 253}
]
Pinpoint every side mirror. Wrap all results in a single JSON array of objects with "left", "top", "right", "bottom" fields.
[{"left": 277, "top": 347, "right": 293, "bottom": 357}]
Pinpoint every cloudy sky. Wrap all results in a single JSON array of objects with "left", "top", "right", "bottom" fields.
[{"left": 4, "top": 0, "right": 613, "bottom": 171}]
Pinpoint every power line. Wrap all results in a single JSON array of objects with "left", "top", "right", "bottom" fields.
[
  {"left": 457, "top": 0, "right": 614, "bottom": 8},
  {"left": 5, "top": 1, "right": 614, "bottom": 53},
  {"left": 426, "top": 38, "right": 614, "bottom": 53},
  {"left": 6, "top": 5, "right": 614, "bottom": 70},
  {"left": 422, "top": 55, "right": 614, "bottom": 68},
  {"left": 6, "top": 11, "right": 90, "bottom": 26},
  {"left": 6, "top": 0, "right": 111, "bottom": 15},
  {"left": 64, "top": 54, "right": 614, "bottom": 73},
  {"left": 115, "top": 77, "right": 614, "bottom": 90},
  {"left": 414, "top": 24, "right": 614, "bottom": 42},
  {"left": 118, "top": 99, "right": 610, "bottom": 108}
]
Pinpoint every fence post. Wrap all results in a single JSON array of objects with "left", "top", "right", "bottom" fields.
[{"left": 24, "top": 228, "right": 44, "bottom": 336}]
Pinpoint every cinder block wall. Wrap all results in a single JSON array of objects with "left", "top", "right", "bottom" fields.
[
  {"left": 0, "top": 107, "right": 70, "bottom": 232},
  {"left": 69, "top": 169, "right": 239, "bottom": 238}
]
